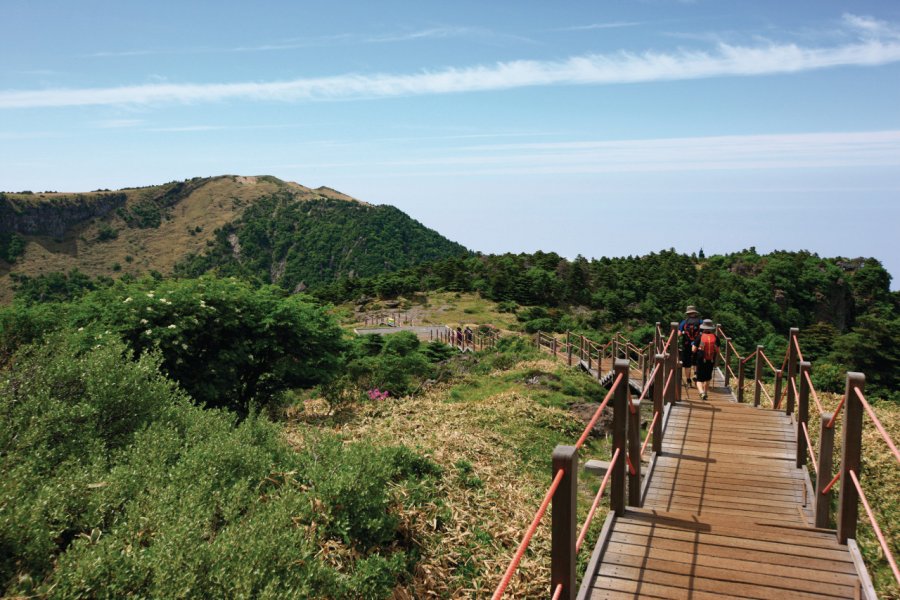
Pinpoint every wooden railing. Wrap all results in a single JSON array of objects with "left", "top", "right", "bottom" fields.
[
  {"left": 498, "top": 318, "right": 900, "bottom": 596},
  {"left": 718, "top": 325, "right": 900, "bottom": 590}
]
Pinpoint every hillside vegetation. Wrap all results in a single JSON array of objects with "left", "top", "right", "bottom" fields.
[
  {"left": 317, "top": 249, "right": 900, "bottom": 398},
  {"left": 0, "top": 175, "right": 466, "bottom": 302}
]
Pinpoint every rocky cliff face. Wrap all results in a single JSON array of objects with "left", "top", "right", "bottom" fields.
[{"left": 0, "top": 193, "right": 126, "bottom": 238}]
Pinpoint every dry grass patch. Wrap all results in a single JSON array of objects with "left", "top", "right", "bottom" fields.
[{"left": 286, "top": 358, "right": 611, "bottom": 598}]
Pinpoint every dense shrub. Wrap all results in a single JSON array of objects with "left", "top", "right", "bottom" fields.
[
  {"left": 1, "top": 277, "right": 347, "bottom": 414},
  {"left": 0, "top": 335, "right": 442, "bottom": 598}
]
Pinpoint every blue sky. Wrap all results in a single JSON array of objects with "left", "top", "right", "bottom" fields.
[{"left": 2, "top": 0, "right": 900, "bottom": 287}]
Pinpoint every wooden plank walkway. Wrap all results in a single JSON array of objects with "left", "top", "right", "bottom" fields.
[{"left": 580, "top": 368, "right": 861, "bottom": 599}]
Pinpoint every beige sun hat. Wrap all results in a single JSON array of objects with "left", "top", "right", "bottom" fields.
[
  {"left": 699, "top": 319, "right": 715, "bottom": 332},
  {"left": 685, "top": 305, "right": 699, "bottom": 316}
]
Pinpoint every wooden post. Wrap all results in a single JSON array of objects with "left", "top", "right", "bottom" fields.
[
  {"left": 723, "top": 337, "right": 732, "bottom": 388},
  {"left": 653, "top": 354, "right": 665, "bottom": 454},
  {"left": 675, "top": 358, "right": 682, "bottom": 403},
  {"left": 815, "top": 412, "right": 835, "bottom": 529},
  {"left": 714, "top": 323, "right": 722, "bottom": 372},
  {"left": 628, "top": 395, "right": 641, "bottom": 507},
  {"left": 786, "top": 327, "right": 799, "bottom": 416},
  {"left": 797, "top": 361, "right": 811, "bottom": 468},
  {"left": 551, "top": 337, "right": 557, "bottom": 358},
  {"left": 566, "top": 332, "right": 573, "bottom": 366},
  {"left": 551, "top": 445, "right": 577, "bottom": 600},
  {"left": 837, "top": 372, "right": 865, "bottom": 545},
  {"left": 580, "top": 335, "right": 584, "bottom": 363},
  {"left": 587, "top": 339, "right": 592, "bottom": 372},
  {"left": 612, "top": 336, "right": 619, "bottom": 361},
  {"left": 611, "top": 359, "right": 629, "bottom": 516},
  {"left": 774, "top": 369, "right": 783, "bottom": 410},
  {"left": 737, "top": 358, "right": 745, "bottom": 403},
  {"left": 653, "top": 322, "right": 661, "bottom": 354},
  {"left": 663, "top": 353, "right": 674, "bottom": 406},
  {"left": 754, "top": 345, "right": 764, "bottom": 407},
  {"left": 668, "top": 322, "right": 679, "bottom": 402}
]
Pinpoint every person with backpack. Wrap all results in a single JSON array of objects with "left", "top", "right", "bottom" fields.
[
  {"left": 678, "top": 305, "right": 703, "bottom": 384},
  {"left": 692, "top": 319, "right": 719, "bottom": 400}
]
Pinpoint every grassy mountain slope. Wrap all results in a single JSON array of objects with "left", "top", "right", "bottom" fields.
[{"left": 0, "top": 176, "right": 466, "bottom": 302}]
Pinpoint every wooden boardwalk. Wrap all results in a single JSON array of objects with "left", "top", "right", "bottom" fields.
[{"left": 579, "top": 368, "right": 861, "bottom": 599}]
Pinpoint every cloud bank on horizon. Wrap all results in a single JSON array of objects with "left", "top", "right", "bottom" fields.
[{"left": 1, "top": 14, "right": 898, "bottom": 109}]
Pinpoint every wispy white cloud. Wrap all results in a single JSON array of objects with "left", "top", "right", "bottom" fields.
[
  {"left": 273, "top": 130, "right": 900, "bottom": 175},
  {"left": 6, "top": 14, "right": 899, "bottom": 109},
  {"left": 558, "top": 22, "right": 642, "bottom": 31},
  {"left": 94, "top": 118, "right": 143, "bottom": 128},
  {"left": 87, "top": 26, "right": 532, "bottom": 58}
]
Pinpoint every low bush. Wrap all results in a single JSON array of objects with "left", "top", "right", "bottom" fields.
[{"left": 0, "top": 334, "right": 442, "bottom": 598}]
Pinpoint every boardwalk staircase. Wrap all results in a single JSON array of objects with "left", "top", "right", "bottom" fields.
[{"left": 493, "top": 323, "right": 899, "bottom": 600}]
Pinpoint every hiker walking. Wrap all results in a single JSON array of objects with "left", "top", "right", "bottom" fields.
[
  {"left": 692, "top": 319, "right": 719, "bottom": 400},
  {"left": 679, "top": 305, "right": 703, "bottom": 383}
]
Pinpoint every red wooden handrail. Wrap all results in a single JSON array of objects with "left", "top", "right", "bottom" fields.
[
  {"left": 759, "top": 349, "right": 777, "bottom": 373},
  {"left": 759, "top": 383, "right": 773, "bottom": 406},
  {"left": 793, "top": 335, "right": 805, "bottom": 363},
  {"left": 575, "top": 373, "right": 625, "bottom": 450},
  {"left": 740, "top": 347, "right": 759, "bottom": 365},
  {"left": 638, "top": 364, "right": 660, "bottom": 402},
  {"left": 826, "top": 394, "right": 847, "bottom": 429},
  {"left": 854, "top": 387, "right": 900, "bottom": 465},
  {"left": 803, "top": 370, "right": 825, "bottom": 415},
  {"left": 822, "top": 471, "right": 841, "bottom": 495},
  {"left": 492, "top": 468, "right": 566, "bottom": 600},
  {"left": 662, "top": 369, "right": 675, "bottom": 397},
  {"left": 641, "top": 412, "right": 660, "bottom": 458},
  {"left": 801, "top": 421, "right": 818, "bottom": 475},
  {"left": 849, "top": 469, "right": 900, "bottom": 586},
  {"left": 660, "top": 329, "right": 676, "bottom": 355},
  {"left": 551, "top": 582, "right": 563, "bottom": 600},
  {"left": 575, "top": 448, "right": 620, "bottom": 553}
]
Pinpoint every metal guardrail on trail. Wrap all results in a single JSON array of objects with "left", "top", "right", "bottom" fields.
[{"left": 492, "top": 319, "right": 898, "bottom": 599}]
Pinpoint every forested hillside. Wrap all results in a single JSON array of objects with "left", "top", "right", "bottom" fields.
[
  {"left": 315, "top": 249, "right": 900, "bottom": 398},
  {"left": 175, "top": 192, "right": 468, "bottom": 290}
]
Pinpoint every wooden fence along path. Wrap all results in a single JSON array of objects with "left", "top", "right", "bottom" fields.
[{"left": 492, "top": 322, "right": 898, "bottom": 600}]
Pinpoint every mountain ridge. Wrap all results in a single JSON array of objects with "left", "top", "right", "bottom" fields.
[{"left": 0, "top": 175, "right": 466, "bottom": 301}]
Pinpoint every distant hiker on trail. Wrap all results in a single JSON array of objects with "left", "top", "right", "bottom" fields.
[
  {"left": 692, "top": 319, "right": 719, "bottom": 400},
  {"left": 456, "top": 326, "right": 463, "bottom": 348},
  {"left": 464, "top": 326, "right": 473, "bottom": 347},
  {"left": 679, "top": 305, "right": 703, "bottom": 384}
]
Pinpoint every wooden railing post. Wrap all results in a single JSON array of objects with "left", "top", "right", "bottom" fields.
[
  {"left": 587, "top": 339, "right": 592, "bottom": 372},
  {"left": 837, "top": 372, "right": 865, "bottom": 545},
  {"left": 669, "top": 322, "right": 679, "bottom": 403},
  {"left": 551, "top": 444, "right": 577, "bottom": 600},
  {"left": 786, "top": 327, "right": 799, "bottom": 415},
  {"left": 653, "top": 322, "right": 661, "bottom": 354},
  {"left": 714, "top": 322, "right": 722, "bottom": 372},
  {"left": 774, "top": 369, "right": 783, "bottom": 409},
  {"left": 628, "top": 393, "right": 642, "bottom": 507},
  {"left": 551, "top": 337, "right": 557, "bottom": 358},
  {"left": 723, "top": 337, "right": 732, "bottom": 388},
  {"left": 737, "top": 359, "right": 745, "bottom": 403},
  {"left": 815, "top": 412, "right": 835, "bottom": 529},
  {"left": 797, "top": 361, "right": 811, "bottom": 468},
  {"left": 566, "top": 332, "right": 572, "bottom": 366},
  {"left": 653, "top": 354, "right": 664, "bottom": 454},
  {"left": 611, "top": 359, "right": 629, "bottom": 516},
  {"left": 754, "top": 345, "right": 764, "bottom": 407},
  {"left": 579, "top": 335, "right": 585, "bottom": 363}
]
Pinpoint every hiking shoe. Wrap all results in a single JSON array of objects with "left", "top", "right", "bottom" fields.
[{"left": 701, "top": 393, "right": 708, "bottom": 400}]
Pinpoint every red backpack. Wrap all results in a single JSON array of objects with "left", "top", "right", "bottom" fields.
[
  {"left": 683, "top": 318, "right": 701, "bottom": 342},
  {"left": 700, "top": 333, "right": 717, "bottom": 361}
]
